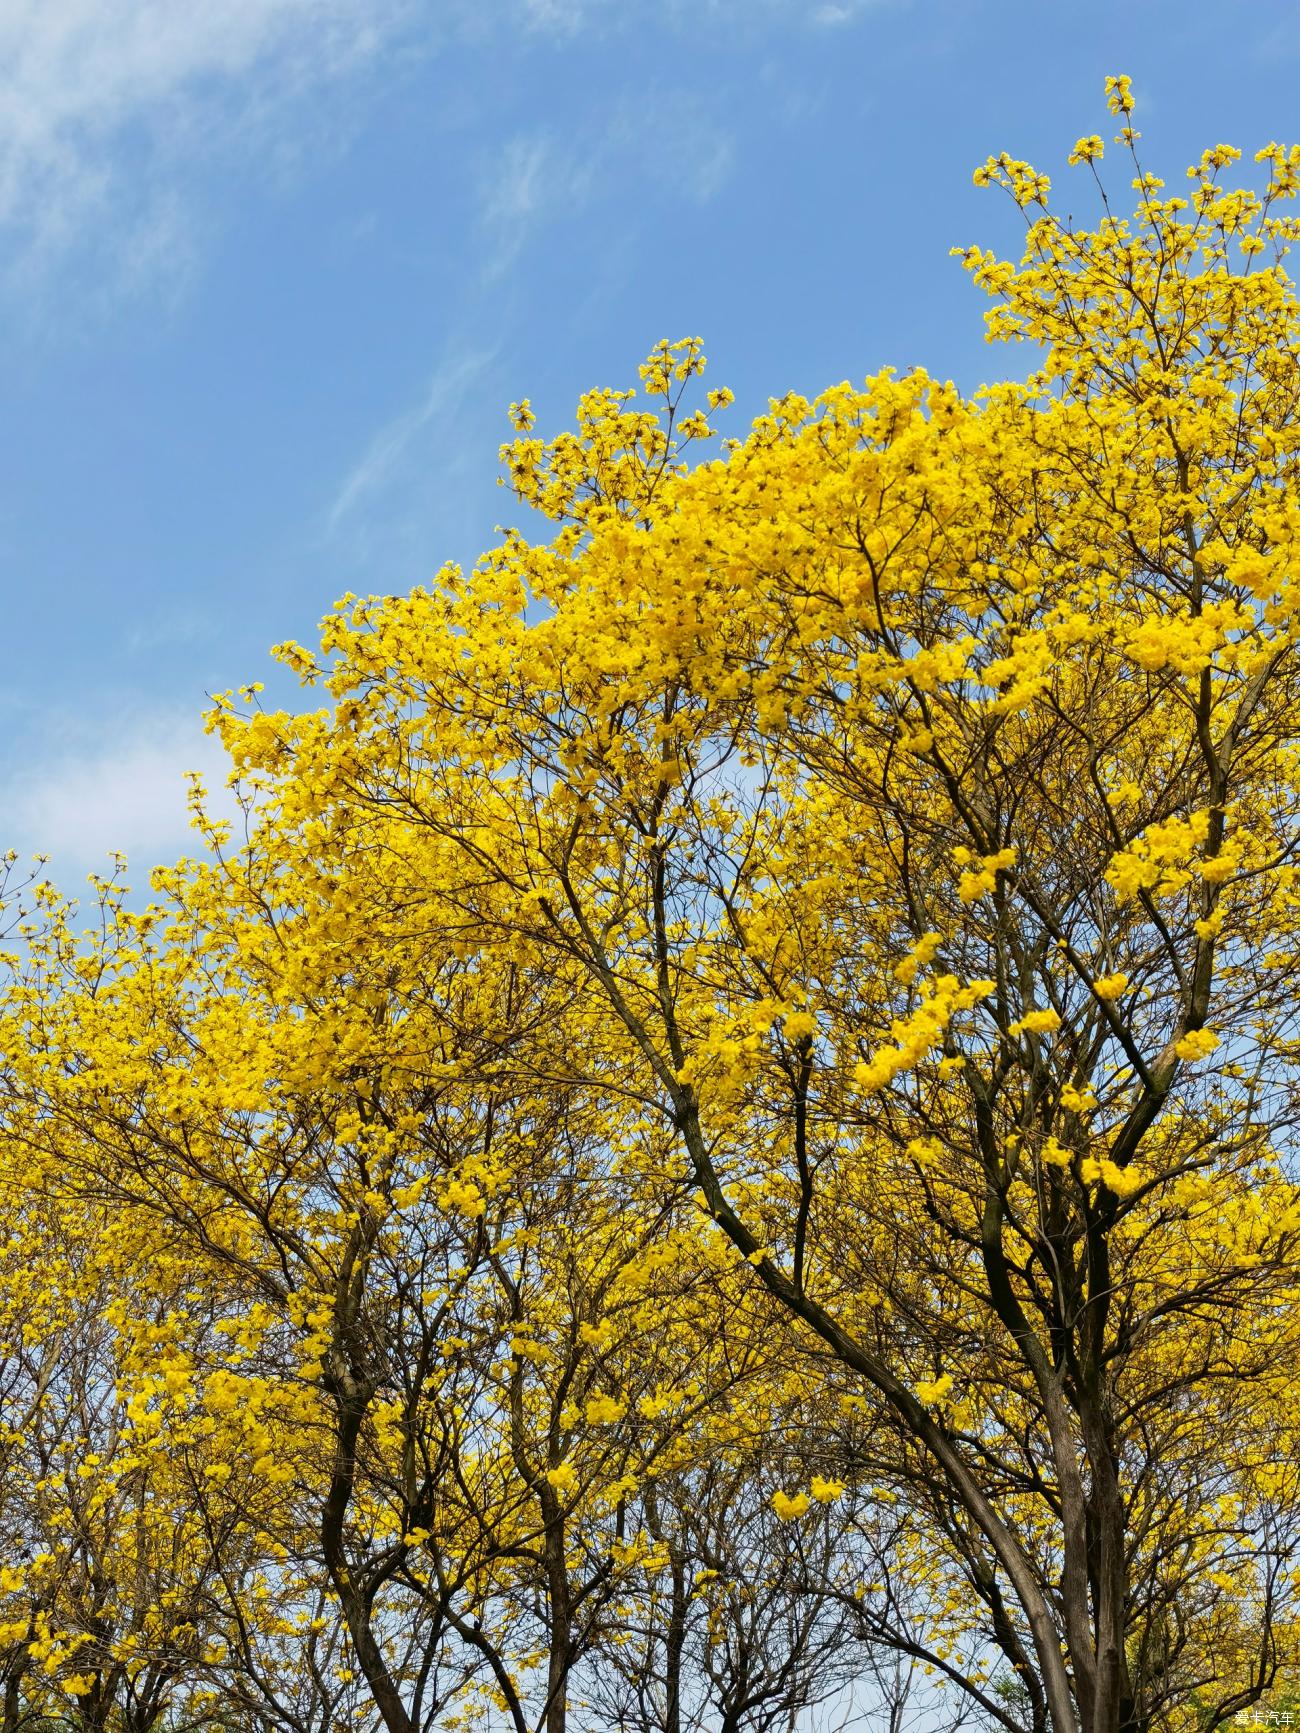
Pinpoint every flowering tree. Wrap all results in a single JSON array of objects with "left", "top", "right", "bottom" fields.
[{"left": 8, "top": 78, "right": 1300, "bottom": 1733}]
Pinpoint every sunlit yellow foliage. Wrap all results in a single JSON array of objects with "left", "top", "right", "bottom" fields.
[{"left": 6, "top": 80, "right": 1300, "bottom": 1733}]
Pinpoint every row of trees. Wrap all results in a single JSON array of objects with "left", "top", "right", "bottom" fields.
[
  {"left": 0, "top": 1076, "right": 890, "bottom": 1733},
  {"left": 5, "top": 82, "right": 1300, "bottom": 1733}
]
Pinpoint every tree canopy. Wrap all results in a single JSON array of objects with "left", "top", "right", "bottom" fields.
[{"left": 6, "top": 78, "right": 1300, "bottom": 1733}]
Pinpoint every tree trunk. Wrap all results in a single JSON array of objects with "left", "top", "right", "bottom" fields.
[
  {"left": 663, "top": 1545, "right": 687, "bottom": 1733},
  {"left": 542, "top": 1501, "right": 571, "bottom": 1733}
]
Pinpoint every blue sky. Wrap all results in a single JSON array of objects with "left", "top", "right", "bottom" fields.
[{"left": 5, "top": 0, "right": 1300, "bottom": 887}]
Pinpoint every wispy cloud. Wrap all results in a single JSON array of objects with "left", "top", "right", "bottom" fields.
[
  {"left": 0, "top": 0, "right": 878, "bottom": 314},
  {"left": 514, "top": 0, "right": 599, "bottom": 29},
  {"left": 0, "top": 0, "right": 415, "bottom": 309},
  {"left": 506, "top": 0, "right": 889, "bottom": 30},
  {"left": 479, "top": 132, "right": 596, "bottom": 280},
  {"left": 327, "top": 93, "right": 740, "bottom": 552},
  {"left": 632, "top": 94, "right": 737, "bottom": 203},
  {"left": 476, "top": 94, "right": 735, "bottom": 281},
  {"left": 3, "top": 705, "right": 239, "bottom": 887},
  {"left": 327, "top": 344, "right": 500, "bottom": 532}
]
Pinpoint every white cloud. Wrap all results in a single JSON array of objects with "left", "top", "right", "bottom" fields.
[
  {"left": 3, "top": 707, "right": 240, "bottom": 889},
  {"left": 506, "top": 0, "right": 887, "bottom": 29},
  {"left": 0, "top": 0, "right": 875, "bottom": 309},
  {"left": 514, "top": 0, "right": 598, "bottom": 28},
  {"left": 483, "top": 135, "right": 558, "bottom": 230},
  {"left": 327, "top": 343, "right": 500, "bottom": 531},
  {"left": 476, "top": 97, "right": 734, "bottom": 281},
  {"left": 638, "top": 97, "right": 735, "bottom": 203},
  {"left": 0, "top": 0, "right": 414, "bottom": 304},
  {"left": 479, "top": 131, "right": 597, "bottom": 280}
]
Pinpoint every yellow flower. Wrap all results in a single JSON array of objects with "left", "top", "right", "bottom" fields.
[
  {"left": 1098, "top": 1160, "right": 1145, "bottom": 1199},
  {"left": 1174, "top": 1028, "right": 1219, "bottom": 1062},
  {"left": 584, "top": 1392, "right": 627, "bottom": 1426},
  {"left": 772, "top": 1490, "right": 811, "bottom": 1521},
  {"left": 1104, "top": 73, "right": 1135, "bottom": 116},
  {"left": 915, "top": 1373, "right": 953, "bottom": 1406},
  {"left": 894, "top": 931, "right": 942, "bottom": 985}
]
